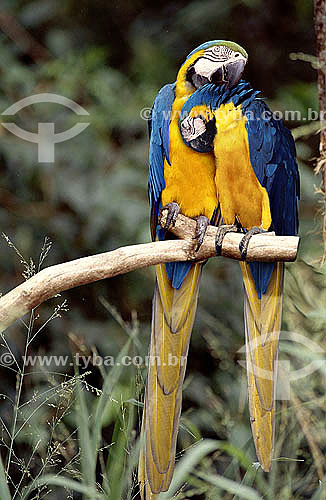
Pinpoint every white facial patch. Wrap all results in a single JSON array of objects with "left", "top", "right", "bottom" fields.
[
  {"left": 180, "top": 116, "right": 206, "bottom": 142},
  {"left": 193, "top": 57, "right": 224, "bottom": 80}
]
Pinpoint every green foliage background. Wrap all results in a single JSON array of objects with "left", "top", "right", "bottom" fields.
[{"left": 0, "top": 0, "right": 325, "bottom": 499}]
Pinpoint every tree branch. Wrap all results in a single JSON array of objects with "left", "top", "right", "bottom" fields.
[{"left": 0, "top": 213, "right": 299, "bottom": 334}]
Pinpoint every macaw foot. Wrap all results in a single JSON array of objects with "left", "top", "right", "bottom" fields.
[
  {"left": 239, "top": 227, "right": 265, "bottom": 260},
  {"left": 215, "top": 224, "right": 241, "bottom": 256},
  {"left": 194, "top": 215, "right": 210, "bottom": 252},
  {"left": 159, "top": 202, "right": 180, "bottom": 231}
]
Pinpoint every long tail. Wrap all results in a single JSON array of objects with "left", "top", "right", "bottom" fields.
[
  {"left": 139, "top": 262, "right": 202, "bottom": 498},
  {"left": 240, "top": 261, "right": 284, "bottom": 472}
]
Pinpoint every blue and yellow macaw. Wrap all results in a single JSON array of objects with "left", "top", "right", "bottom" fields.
[
  {"left": 179, "top": 81, "right": 299, "bottom": 471},
  {"left": 139, "top": 41, "right": 248, "bottom": 499}
]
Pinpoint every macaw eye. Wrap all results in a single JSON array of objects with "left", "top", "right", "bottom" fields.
[
  {"left": 212, "top": 46, "right": 220, "bottom": 54},
  {"left": 234, "top": 52, "right": 241, "bottom": 57}
]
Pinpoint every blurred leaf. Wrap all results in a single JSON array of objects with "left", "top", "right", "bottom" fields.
[
  {"left": 33, "top": 475, "right": 105, "bottom": 498},
  {"left": 311, "top": 481, "right": 326, "bottom": 500},
  {"left": 160, "top": 439, "right": 221, "bottom": 498},
  {"left": 91, "top": 336, "right": 134, "bottom": 457},
  {"left": 196, "top": 471, "right": 263, "bottom": 500},
  {"left": 20, "top": 0, "right": 58, "bottom": 27}
]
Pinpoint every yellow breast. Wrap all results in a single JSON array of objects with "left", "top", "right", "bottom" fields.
[
  {"left": 161, "top": 98, "right": 218, "bottom": 220},
  {"left": 213, "top": 103, "right": 271, "bottom": 230}
]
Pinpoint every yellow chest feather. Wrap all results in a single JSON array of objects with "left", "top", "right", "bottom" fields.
[
  {"left": 161, "top": 98, "right": 218, "bottom": 220},
  {"left": 213, "top": 103, "right": 271, "bottom": 230}
]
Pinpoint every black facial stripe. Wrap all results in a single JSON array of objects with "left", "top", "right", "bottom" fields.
[
  {"left": 205, "top": 46, "right": 234, "bottom": 59},
  {"left": 201, "top": 55, "right": 229, "bottom": 63}
]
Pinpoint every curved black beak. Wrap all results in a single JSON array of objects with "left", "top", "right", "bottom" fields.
[
  {"left": 210, "top": 58, "right": 246, "bottom": 88},
  {"left": 210, "top": 66, "right": 226, "bottom": 86},
  {"left": 225, "top": 58, "right": 246, "bottom": 88}
]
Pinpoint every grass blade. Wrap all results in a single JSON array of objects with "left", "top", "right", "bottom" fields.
[
  {"left": 160, "top": 439, "right": 220, "bottom": 499},
  {"left": 0, "top": 453, "right": 11, "bottom": 500},
  {"left": 91, "top": 336, "right": 133, "bottom": 456},
  {"left": 35, "top": 474, "right": 105, "bottom": 498},
  {"left": 76, "top": 377, "right": 97, "bottom": 494},
  {"left": 196, "top": 471, "right": 263, "bottom": 500}
]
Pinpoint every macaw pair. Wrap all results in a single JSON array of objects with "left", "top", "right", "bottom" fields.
[{"left": 139, "top": 40, "right": 299, "bottom": 499}]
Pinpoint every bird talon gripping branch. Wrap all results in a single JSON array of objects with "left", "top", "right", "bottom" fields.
[
  {"left": 239, "top": 227, "right": 266, "bottom": 260},
  {"left": 159, "top": 202, "right": 180, "bottom": 231},
  {"left": 215, "top": 223, "right": 241, "bottom": 256},
  {"left": 193, "top": 215, "right": 210, "bottom": 251}
]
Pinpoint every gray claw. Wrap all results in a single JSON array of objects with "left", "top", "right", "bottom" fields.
[
  {"left": 159, "top": 202, "right": 180, "bottom": 231},
  {"left": 194, "top": 216, "right": 209, "bottom": 251},
  {"left": 239, "top": 227, "right": 265, "bottom": 260},
  {"left": 215, "top": 224, "right": 241, "bottom": 256}
]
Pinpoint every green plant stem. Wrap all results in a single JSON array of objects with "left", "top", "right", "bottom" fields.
[{"left": 6, "top": 309, "right": 35, "bottom": 477}]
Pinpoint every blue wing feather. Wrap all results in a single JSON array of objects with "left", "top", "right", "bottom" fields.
[
  {"left": 244, "top": 98, "right": 299, "bottom": 237},
  {"left": 148, "top": 83, "right": 175, "bottom": 236},
  {"left": 148, "top": 82, "right": 193, "bottom": 289},
  {"left": 244, "top": 94, "right": 299, "bottom": 297}
]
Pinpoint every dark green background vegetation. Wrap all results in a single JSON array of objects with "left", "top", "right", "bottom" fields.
[{"left": 0, "top": 1, "right": 325, "bottom": 499}]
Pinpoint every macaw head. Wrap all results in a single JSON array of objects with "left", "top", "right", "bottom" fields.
[{"left": 177, "top": 40, "right": 248, "bottom": 94}]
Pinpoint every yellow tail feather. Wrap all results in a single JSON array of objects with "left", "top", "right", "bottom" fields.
[
  {"left": 139, "top": 263, "right": 201, "bottom": 497},
  {"left": 240, "top": 261, "right": 284, "bottom": 472}
]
